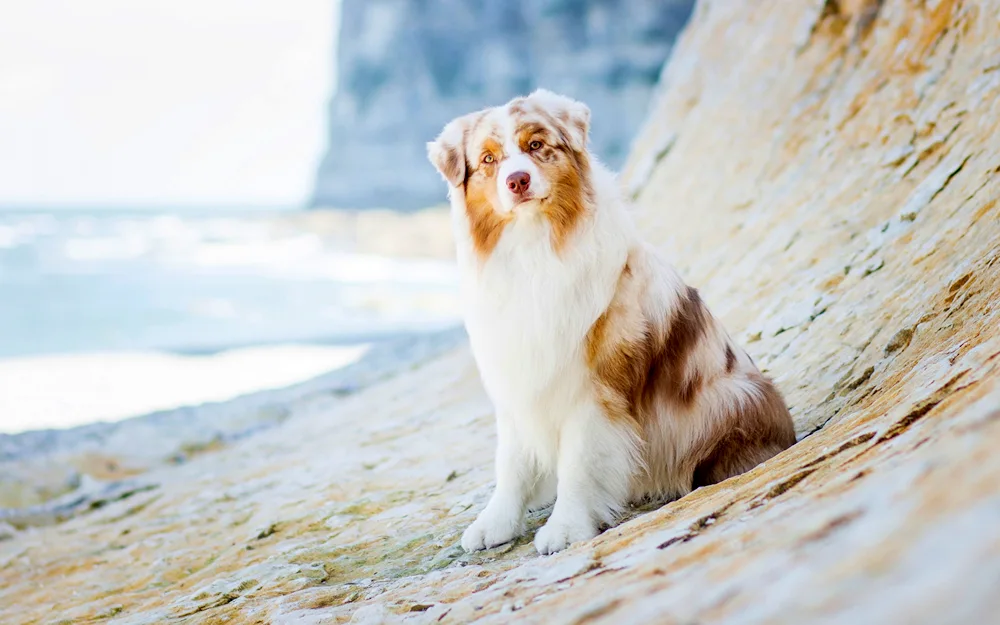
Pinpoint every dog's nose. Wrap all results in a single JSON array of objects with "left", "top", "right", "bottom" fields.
[{"left": 506, "top": 171, "right": 531, "bottom": 195}]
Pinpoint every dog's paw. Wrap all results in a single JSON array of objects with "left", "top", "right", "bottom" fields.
[
  {"left": 461, "top": 507, "right": 524, "bottom": 552},
  {"left": 533, "top": 515, "right": 599, "bottom": 555}
]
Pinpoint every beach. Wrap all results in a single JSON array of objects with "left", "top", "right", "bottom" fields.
[{"left": 0, "top": 344, "right": 369, "bottom": 434}]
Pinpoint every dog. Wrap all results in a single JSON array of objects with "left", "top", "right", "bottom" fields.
[{"left": 427, "top": 89, "right": 796, "bottom": 555}]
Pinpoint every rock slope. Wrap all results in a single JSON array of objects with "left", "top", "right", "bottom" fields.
[
  {"left": 4, "top": 0, "right": 1000, "bottom": 623},
  {"left": 310, "top": 0, "right": 694, "bottom": 210}
]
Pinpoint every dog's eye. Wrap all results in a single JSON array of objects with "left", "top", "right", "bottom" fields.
[
  {"left": 529, "top": 140, "right": 543, "bottom": 151},
  {"left": 482, "top": 154, "right": 495, "bottom": 164}
]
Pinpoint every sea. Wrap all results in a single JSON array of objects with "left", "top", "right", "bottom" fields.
[{"left": 0, "top": 208, "right": 461, "bottom": 359}]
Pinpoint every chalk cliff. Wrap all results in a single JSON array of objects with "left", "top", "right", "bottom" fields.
[
  {"left": 4, "top": 1, "right": 1000, "bottom": 622},
  {"left": 310, "top": 0, "right": 695, "bottom": 210}
]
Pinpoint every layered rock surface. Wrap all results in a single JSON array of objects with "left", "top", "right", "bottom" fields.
[
  {"left": 310, "top": 0, "right": 694, "bottom": 210},
  {"left": 4, "top": 1, "right": 1000, "bottom": 623}
]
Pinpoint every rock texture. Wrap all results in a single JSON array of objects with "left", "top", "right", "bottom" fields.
[
  {"left": 310, "top": 0, "right": 694, "bottom": 210},
  {"left": 4, "top": 1, "right": 1000, "bottom": 623}
]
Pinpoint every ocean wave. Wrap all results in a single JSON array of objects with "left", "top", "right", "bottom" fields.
[{"left": 0, "top": 209, "right": 460, "bottom": 357}]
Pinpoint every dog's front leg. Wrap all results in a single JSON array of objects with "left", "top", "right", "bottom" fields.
[
  {"left": 461, "top": 415, "right": 535, "bottom": 552},
  {"left": 534, "top": 402, "right": 639, "bottom": 555}
]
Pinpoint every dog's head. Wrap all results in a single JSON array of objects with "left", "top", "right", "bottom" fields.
[{"left": 427, "top": 89, "right": 593, "bottom": 256}]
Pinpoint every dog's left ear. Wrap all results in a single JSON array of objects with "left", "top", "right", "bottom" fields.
[
  {"left": 427, "top": 117, "right": 468, "bottom": 188},
  {"left": 529, "top": 88, "right": 591, "bottom": 153}
]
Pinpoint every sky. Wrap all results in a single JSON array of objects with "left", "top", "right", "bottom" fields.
[{"left": 0, "top": 0, "right": 338, "bottom": 208}]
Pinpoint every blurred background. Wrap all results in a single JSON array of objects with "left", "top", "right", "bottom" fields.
[{"left": 0, "top": 0, "right": 694, "bottom": 434}]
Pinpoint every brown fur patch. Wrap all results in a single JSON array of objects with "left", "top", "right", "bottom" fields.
[
  {"left": 442, "top": 149, "right": 462, "bottom": 185},
  {"left": 532, "top": 106, "right": 580, "bottom": 155},
  {"left": 509, "top": 106, "right": 592, "bottom": 252},
  {"left": 678, "top": 370, "right": 703, "bottom": 406},
  {"left": 458, "top": 113, "right": 514, "bottom": 261},
  {"left": 507, "top": 99, "right": 527, "bottom": 116},
  {"left": 585, "top": 261, "right": 646, "bottom": 423},
  {"left": 586, "top": 269, "right": 711, "bottom": 426},
  {"left": 724, "top": 345, "right": 737, "bottom": 373},
  {"left": 645, "top": 286, "right": 710, "bottom": 409},
  {"left": 430, "top": 132, "right": 466, "bottom": 187},
  {"left": 540, "top": 146, "right": 590, "bottom": 253},
  {"left": 690, "top": 372, "right": 797, "bottom": 488},
  {"left": 465, "top": 170, "right": 511, "bottom": 261},
  {"left": 515, "top": 123, "right": 550, "bottom": 149}
]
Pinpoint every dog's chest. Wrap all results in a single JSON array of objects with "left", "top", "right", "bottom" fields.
[{"left": 459, "top": 222, "right": 616, "bottom": 403}]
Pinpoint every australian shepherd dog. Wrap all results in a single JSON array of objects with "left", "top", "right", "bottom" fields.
[{"left": 427, "top": 89, "right": 796, "bottom": 555}]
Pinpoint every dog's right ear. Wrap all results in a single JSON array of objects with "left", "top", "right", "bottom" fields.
[
  {"left": 528, "top": 89, "right": 591, "bottom": 154},
  {"left": 427, "top": 118, "right": 467, "bottom": 188}
]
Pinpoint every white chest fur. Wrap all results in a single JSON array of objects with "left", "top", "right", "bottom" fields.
[{"left": 451, "top": 200, "right": 629, "bottom": 438}]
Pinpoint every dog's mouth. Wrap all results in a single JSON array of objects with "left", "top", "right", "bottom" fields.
[{"left": 511, "top": 192, "right": 535, "bottom": 206}]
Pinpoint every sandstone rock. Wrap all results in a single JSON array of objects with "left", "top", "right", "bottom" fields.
[{"left": 3, "top": 1, "right": 1000, "bottom": 623}]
